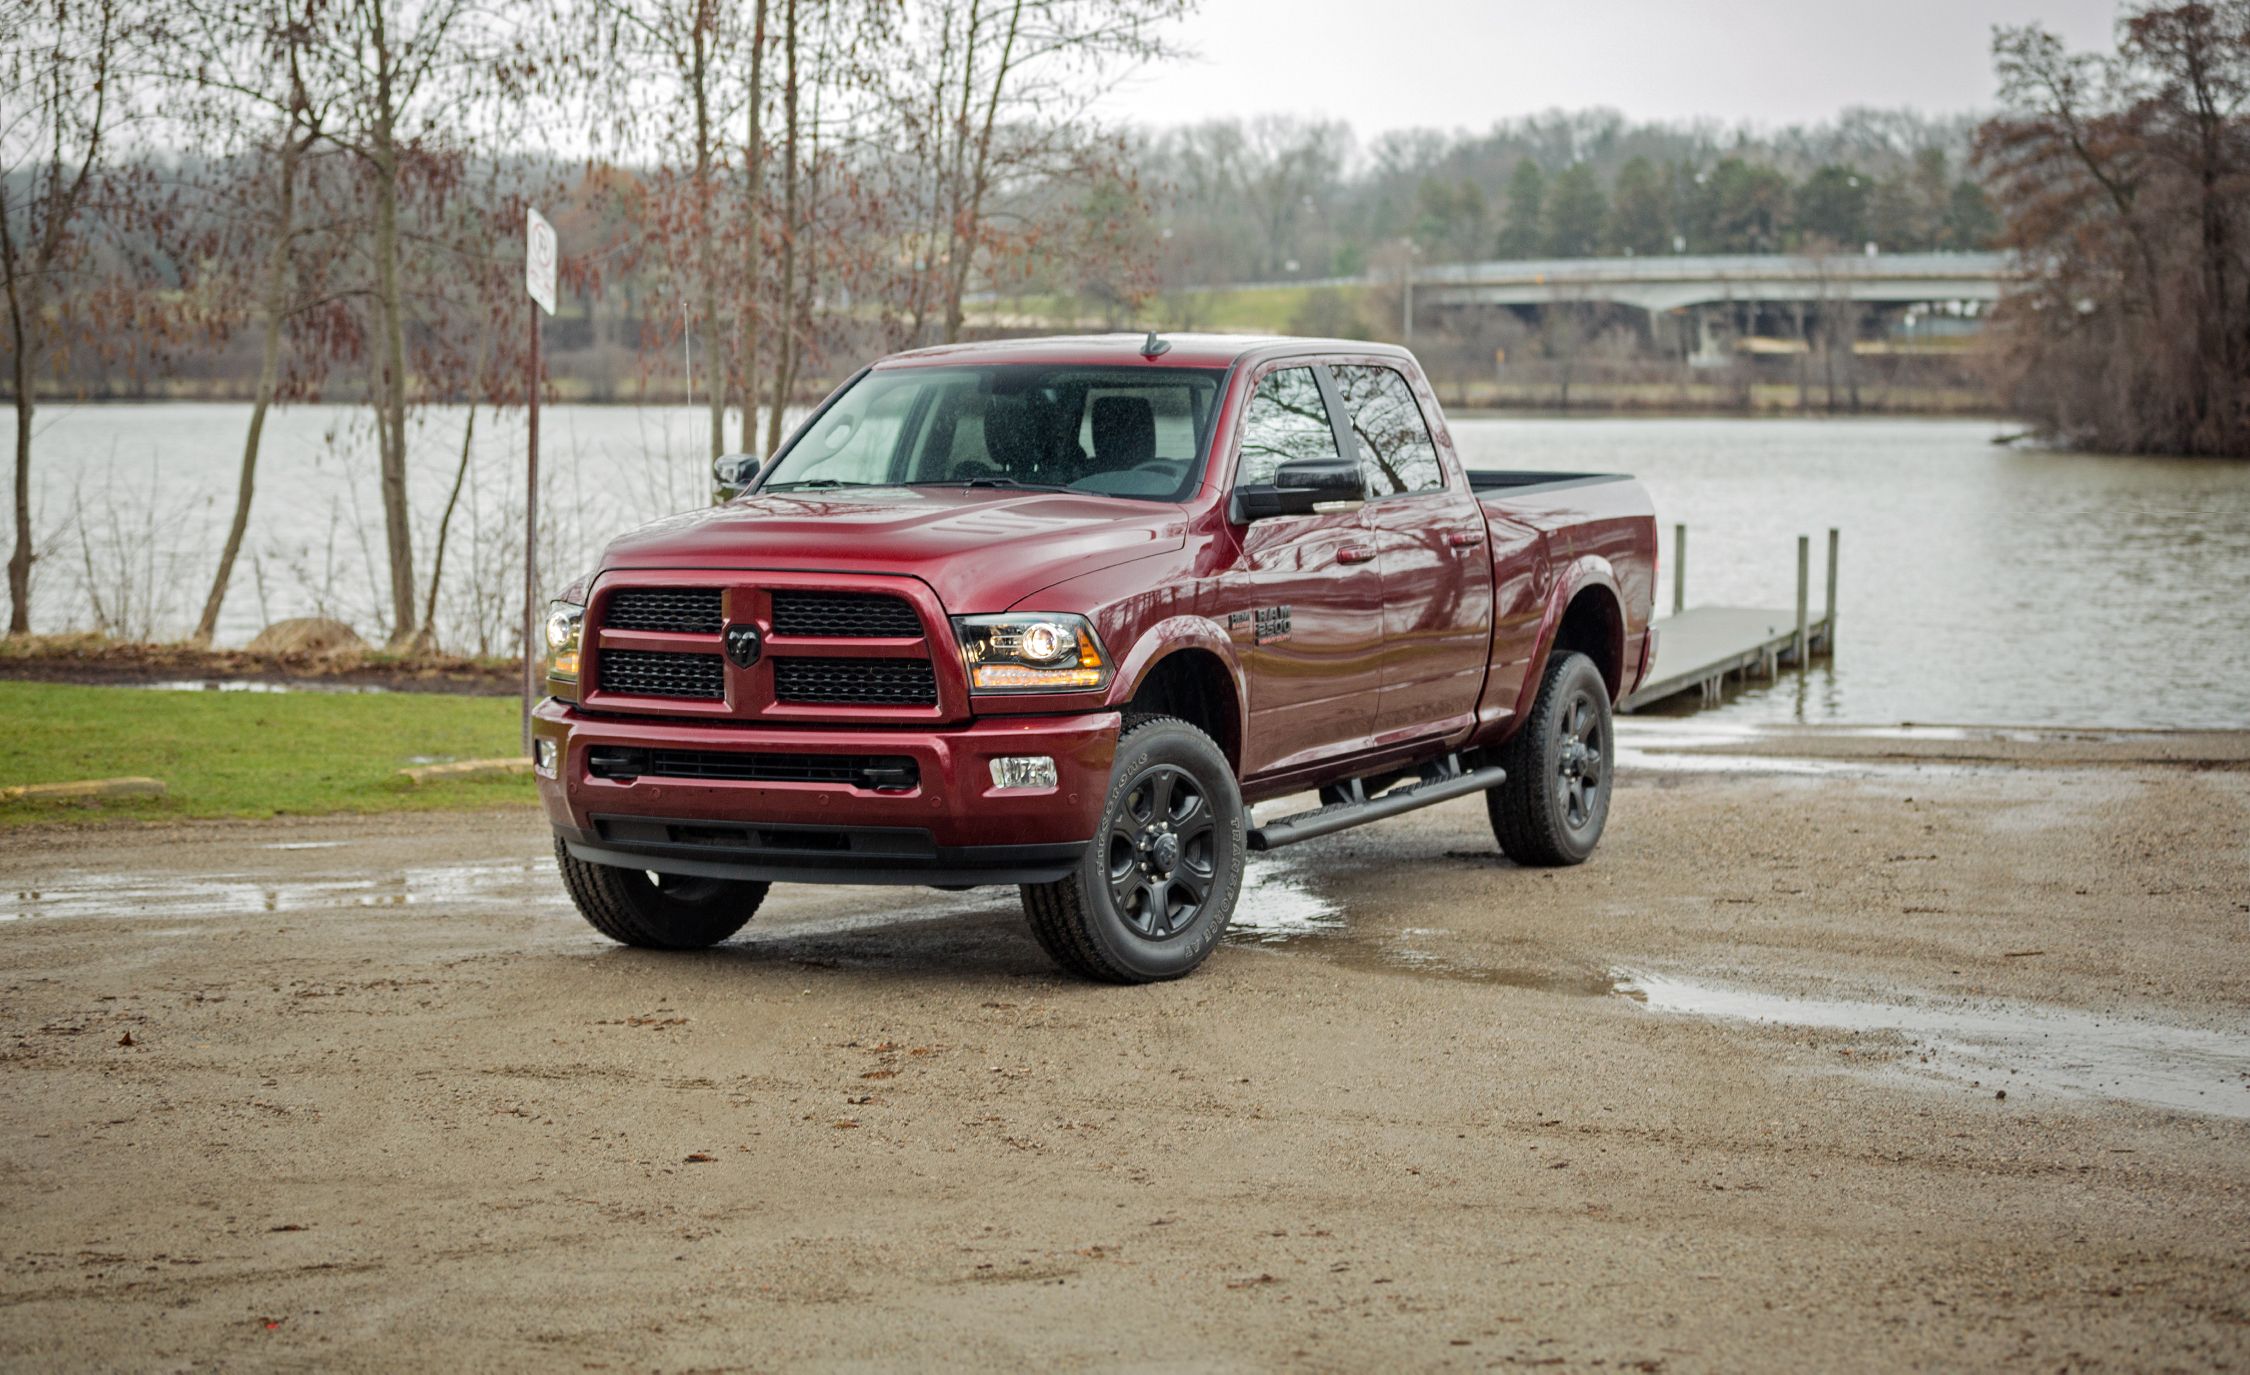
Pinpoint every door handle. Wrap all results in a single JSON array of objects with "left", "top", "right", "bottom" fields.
[
  {"left": 1337, "top": 545, "right": 1375, "bottom": 565},
  {"left": 1446, "top": 531, "right": 1480, "bottom": 548}
]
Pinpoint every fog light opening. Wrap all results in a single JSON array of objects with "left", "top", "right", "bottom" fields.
[
  {"left": 534, "top": 738, "right": 559, "bottom": 778},
  {"left": 989, "top": 755, "right": 1058, "bottom": 791}
]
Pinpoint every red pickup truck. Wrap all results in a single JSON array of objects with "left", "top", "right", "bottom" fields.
[{"left": 533, "top": 335, "right": 1657, "bottom": 982}]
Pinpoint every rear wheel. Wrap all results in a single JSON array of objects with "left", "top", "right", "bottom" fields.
[
  {"left": 1020, "top": 715, "right": 1245, "bottom": 983},
  {"left": 555, "top": 839, "right": 768, "bottom": 949},
  {"left": 1487, "top": 651, "right": 1614, "bottom": 866}
]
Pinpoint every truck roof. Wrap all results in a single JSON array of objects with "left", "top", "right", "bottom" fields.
[{"left": 875, "top": 332, "right": 1415, "bottom": 372}]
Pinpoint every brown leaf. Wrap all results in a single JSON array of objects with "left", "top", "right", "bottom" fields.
[
  {"left": 860, "top": 1069, "right": 897, "bottom": 1080},
  {"left": 116, "top": 1031, "right": 135, "bottom": 1047},
  {"left": 684, "top": 1152, "right": 716, "bottom": 1163},
  {"left": 832, "top": 1119, "right": 860, "bottom": 1130}
]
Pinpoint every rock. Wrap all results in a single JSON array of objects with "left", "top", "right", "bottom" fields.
[{"left": 247, "top": 617, "right": 366, "bottom": 658}]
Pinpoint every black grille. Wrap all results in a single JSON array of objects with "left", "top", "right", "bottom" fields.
[
  {"left": 597, "top": 649, "right": 725, "bottom": 699},
  {"left": 605, "top": 588, "right": 723, "bottom": 634},
  {"left": 771, "top": 591, "right": 922, "bottom": 639},
  {"left": 773, "top": 657, "right": 938, "bottom": 706},
  {"left": 586, "top": 747, "right": 918, "bottom": 791}
]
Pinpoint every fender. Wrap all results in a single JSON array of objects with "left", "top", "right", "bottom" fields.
[
  {"left": 1109, "top": 614, "right": 1250, "bottom": 737},
  {"left": 1511, "top": 555, "right": 1627, "bottom": 723}
]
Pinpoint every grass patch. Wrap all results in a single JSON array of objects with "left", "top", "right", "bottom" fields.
[{"left": 0, "top": 681, "right": 534, "bottom": 826}]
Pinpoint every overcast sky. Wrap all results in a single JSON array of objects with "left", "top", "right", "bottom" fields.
[{"left": 1097, "top": 0, "right": 2122, "bottom": 135}]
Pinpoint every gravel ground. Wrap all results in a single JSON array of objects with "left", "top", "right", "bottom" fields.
[{"left": 3, "top": 724, "right": 2246, "bottom": 1371}]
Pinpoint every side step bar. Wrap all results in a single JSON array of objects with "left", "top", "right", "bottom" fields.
[{"left": 1246, "top": 763, "right": 1507, "bottom": 852}]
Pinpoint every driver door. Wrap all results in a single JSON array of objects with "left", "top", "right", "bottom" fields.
[{"left": 1223, "top": 364, "right": 1386, "bottom": 780}]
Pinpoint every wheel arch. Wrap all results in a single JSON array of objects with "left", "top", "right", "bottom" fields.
[
  {"left": 1110, "top": 622, "right": 1246, "bottom": 775},
  {"left": 1521, "top": 561, "right": 1629, "bottom": 713}
]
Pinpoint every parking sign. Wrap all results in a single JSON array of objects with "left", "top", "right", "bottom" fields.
[{"left": 525, "top": 207, "right": 556, "bottom": 316}]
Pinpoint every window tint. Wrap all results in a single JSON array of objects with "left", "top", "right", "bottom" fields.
[
  {"left": 1331, "top": 364, "right": 1444, "bottom": 496},
  {"left": 1234, "top": 367, "right": 1344, "bottom": 488}
]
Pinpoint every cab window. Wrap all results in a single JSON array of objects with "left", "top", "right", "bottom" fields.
[{"left": 1330, "top": 363, "right": 1444, "bottom": 497}]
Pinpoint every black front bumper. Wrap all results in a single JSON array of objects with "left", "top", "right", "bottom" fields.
[{"left": 555, "top": 815, "right": 1085, "bottom": 887}]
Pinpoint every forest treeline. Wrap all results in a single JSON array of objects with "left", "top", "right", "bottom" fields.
[{"left": 3, "top": 0, "right": 2246, "bottom": 651}]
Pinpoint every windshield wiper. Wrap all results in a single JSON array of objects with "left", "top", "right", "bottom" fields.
[
  {"left": 910, "top": 477, "right": 1068, "bottom": 492},
  {"left": 762, "top": 478, "right": 872, "bottom": 491}
]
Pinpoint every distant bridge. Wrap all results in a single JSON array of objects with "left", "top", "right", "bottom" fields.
[{"left": 1410, "top": 252, "right": 2016, "bottom": 313}]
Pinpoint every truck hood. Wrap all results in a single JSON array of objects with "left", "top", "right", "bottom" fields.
[{"left": 595, "top": 486, "right": 1189, "bottom": 613}]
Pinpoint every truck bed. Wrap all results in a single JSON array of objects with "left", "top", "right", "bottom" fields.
[{"left": 1465, "top": 470, "right": 1634, "bottom": 496}]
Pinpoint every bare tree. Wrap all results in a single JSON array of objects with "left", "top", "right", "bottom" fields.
[
  {"left": 890, "top": 0, "right": 1189, "bottom": 346},
  {"left": 153, "top": 0, "right": 343, "bottom": 645},
  {"left": 300, "top": 0, "right": 502, "bottom": 646},
  {"left": 1978, "top": 3, "right": 2250, "bottom": 455},
  {"left": 1, "top": 0, "right": 125, "bottom": 635}
]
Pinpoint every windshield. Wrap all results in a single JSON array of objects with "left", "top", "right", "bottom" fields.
[{"left": 758, "top": 364, "right": 1225, "bottom": 502}]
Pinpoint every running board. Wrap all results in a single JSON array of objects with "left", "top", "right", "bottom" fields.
[{"left": 1246, "top": 764, "right": 1507, "bottom": 852}]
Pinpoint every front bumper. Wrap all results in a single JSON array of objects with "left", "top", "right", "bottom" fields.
[{"left": 533, "top": 699, "right": 1117, "bottom": 886}]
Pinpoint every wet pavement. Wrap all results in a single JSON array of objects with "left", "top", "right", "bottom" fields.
[{"left": 4, "top": 725, "right": 2248, "bottom": 1369}]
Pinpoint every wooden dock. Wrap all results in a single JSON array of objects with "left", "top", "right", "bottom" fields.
[{"left": 1619, "top": 527, "right": 1838, "bottom": 713}]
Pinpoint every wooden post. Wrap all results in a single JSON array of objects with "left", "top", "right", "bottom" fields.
[
  {"left": 1672, "top": 523, "right": 1686, "bottom": 615},
  {"left": 1794, "top": 534, "right": 1810, "bottom": 668},
  {"left": 1824, "top": 527, "right": 1839, "bottom": 650},
  {"left": 521, "top": 306, "right": 540, "bottom": 753}
]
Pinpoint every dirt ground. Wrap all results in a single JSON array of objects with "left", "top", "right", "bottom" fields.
[{"left": 3, "top": 723, "right": 2247, "bottom": 1371}]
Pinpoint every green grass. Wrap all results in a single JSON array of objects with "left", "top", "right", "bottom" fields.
[{"left": 0, "top": 681, "right": 535, "bottom": 826}]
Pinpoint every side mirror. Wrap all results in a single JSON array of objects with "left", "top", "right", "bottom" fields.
[
  {"left": 1233, "top": 453, "right": 1365, "bottom": 521},
  {"left": 713, "top": 453, "right": 760, "bottom": 495}
]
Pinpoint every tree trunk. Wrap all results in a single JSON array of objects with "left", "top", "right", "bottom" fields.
[
  {"left": 418, "top": 393, "right": 477, "bottom": 647},
  {"left": 194, "top": 131, "right": 302, "bottom": 646},
  {"left": 4, "top": 267, "right": 32, "bottom": 637},
  {"left": 370, "top": 1, "right": 417, "bottom": 648},
  {"left": 738, "top": 0, "right": 768, "bottom": 458},
  {"left": 942, "top": 0, "right": 1025, "bottom": 345},
  {"left": 6, "top": 352, "right": 30, "bottom": 637},
  {"left": 692, "top": 0, "right": 725, "bottom": 461},
  {"left": 763, "top": 0, "right": 798, "bottom": 455}
]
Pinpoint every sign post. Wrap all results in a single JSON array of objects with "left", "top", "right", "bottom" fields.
[{"left": 523, "top": 208, "right": 558, "bottom": 752}]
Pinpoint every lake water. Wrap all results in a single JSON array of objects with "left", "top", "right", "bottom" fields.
[{"left": 20, "top": 404, "right": 2250, "bottom": 728}]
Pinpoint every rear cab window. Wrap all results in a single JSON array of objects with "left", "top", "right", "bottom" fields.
[{"left": 1329, "top": 363, "right": 1445, "bottom": 497}]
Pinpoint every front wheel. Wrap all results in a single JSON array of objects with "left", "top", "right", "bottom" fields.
[
  {"left": 1020, "top": 716, "right": 1246, "bottom": 983},
  {"left": 1486, "top": 651, "right": 1615, "bottom": 866},
  {"left": 555, "top": 839, "right": 768, "bottom": 949}
]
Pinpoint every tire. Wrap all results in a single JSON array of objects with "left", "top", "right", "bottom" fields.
[
  {"left": 1019, "top": 715, "right": 1246, "bottom": 984},
  {"left": 1486, "top": 651, "right": 1614, "bottom": 866},
  {"left": 554, "top": 838, "right": 768, "bottom": 949}
]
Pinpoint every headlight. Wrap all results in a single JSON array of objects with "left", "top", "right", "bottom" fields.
[
  {"left": 544, "top": 599, "right": 585, "bottom": 683},
  {"left": 953, "top": 613, "right": 1111, "bottom": 694}
]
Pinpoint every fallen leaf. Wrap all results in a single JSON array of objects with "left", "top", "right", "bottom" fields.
[
  {"left": 267, "top": 1224, "right": 307, "bottom": 1233},
  {"left": 1225, "top": 1273, "right": 1277, "bottom": 1290},
  {"left": 684, "top": 1153, "right": 717, "bottom": 1163},
  {"left": 861, "top": 1069, "right": 897, "bottom": 1080},
  {"left": 832, "top": 1119, "right": 860, "bottom": 1130},
  {"left": 116, "top": 1032, "right": 135, "bottom": 1047}
]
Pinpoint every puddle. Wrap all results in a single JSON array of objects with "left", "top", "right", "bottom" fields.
[
  {"left": 6, "top": 859, "right": 567, "bottom": 922},
  {"left": 1619, "top": 970, "right": 2250, "bottom": 1120},
  {"left": 1613, "top": 720, "right": 1978, "bottom": 780},
  {"left": 1221, "top": 857, "right": 1617, "bottom": 994},
  {"left": 1224, "top": 860, "right": 1346, "bottom": 943}
]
